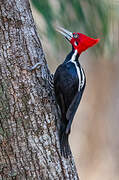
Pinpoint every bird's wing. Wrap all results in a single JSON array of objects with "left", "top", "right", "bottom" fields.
[{"left": 66, "top": 86, "right": 85, "bottom": 134}]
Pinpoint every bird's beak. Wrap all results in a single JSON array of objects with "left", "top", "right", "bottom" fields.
[{"left": 56, "top": 26, "right": 73, "bottom": 41}]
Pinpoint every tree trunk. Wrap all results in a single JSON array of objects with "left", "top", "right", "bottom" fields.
[{"left": 0, "top": 0, "right": 79, "bottom": 179}]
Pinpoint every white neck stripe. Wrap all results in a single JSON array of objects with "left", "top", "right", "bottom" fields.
[
  {"left": 69, "top": 50, "right": 85, "bottom": 91},
  {"left": 70, "top": 50, "right": 78, "bottom": 62},
  {"left": 70, "top": 50, "right": 81, "bottom": 90}
]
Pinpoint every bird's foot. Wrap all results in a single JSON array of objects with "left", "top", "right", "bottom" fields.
[{"left": 48, "top": 74, "right": 54, "bottom": 89}]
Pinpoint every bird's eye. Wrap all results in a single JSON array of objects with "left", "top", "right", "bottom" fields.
[
  {"left": 73, "top": 33, "right": 79, "bottom": 39},
  {"left": 74, "top": 41, "right": 78, "bottom": 46}
]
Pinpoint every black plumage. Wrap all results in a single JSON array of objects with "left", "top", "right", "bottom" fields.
[{"left": 54, "top": 48, "right": 86, "bottom": 158}]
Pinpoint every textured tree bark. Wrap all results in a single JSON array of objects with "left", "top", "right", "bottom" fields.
[{"left": 0, "top": 0, "right": 79, "bottom": 179}]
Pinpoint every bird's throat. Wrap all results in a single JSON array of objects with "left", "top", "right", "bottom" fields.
[{"left": 64, "top": 49, "right": 79, "bottom": 63}]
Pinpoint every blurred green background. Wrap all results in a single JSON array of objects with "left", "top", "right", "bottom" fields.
[{"left": 30, "top": 0, "right": 119, "bottom": 179}]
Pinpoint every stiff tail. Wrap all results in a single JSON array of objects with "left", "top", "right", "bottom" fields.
[{"left": 60, "top": 131, "right": 71, "bottom": 158}]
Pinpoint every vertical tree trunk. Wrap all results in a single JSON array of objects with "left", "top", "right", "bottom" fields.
[{"left": 0, "top": 0, "right": 79, "bottom": 179}]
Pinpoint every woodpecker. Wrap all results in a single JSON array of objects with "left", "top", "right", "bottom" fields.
[{"left": 54, "top": 27, "right": 100, "bottom": 158}]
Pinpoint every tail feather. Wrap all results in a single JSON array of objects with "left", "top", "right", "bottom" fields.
[{"left": 60, "top": 132, "right": 71, "bottom": 158}]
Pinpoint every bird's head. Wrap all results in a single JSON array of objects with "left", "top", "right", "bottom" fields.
[{"left": 56, "top": 27, "right": 100, "bottom": 54}]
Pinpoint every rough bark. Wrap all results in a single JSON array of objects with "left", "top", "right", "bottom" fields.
[{"left": 0, "top": 0, "right": 79, "bottom": 179}]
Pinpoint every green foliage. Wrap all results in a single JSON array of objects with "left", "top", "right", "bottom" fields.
[
  {"left": 31, "top": 0, "right": 56, "bottom": 40},
  {"left": 31, "top": 0, "right": 111, "bottom": 55}
]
